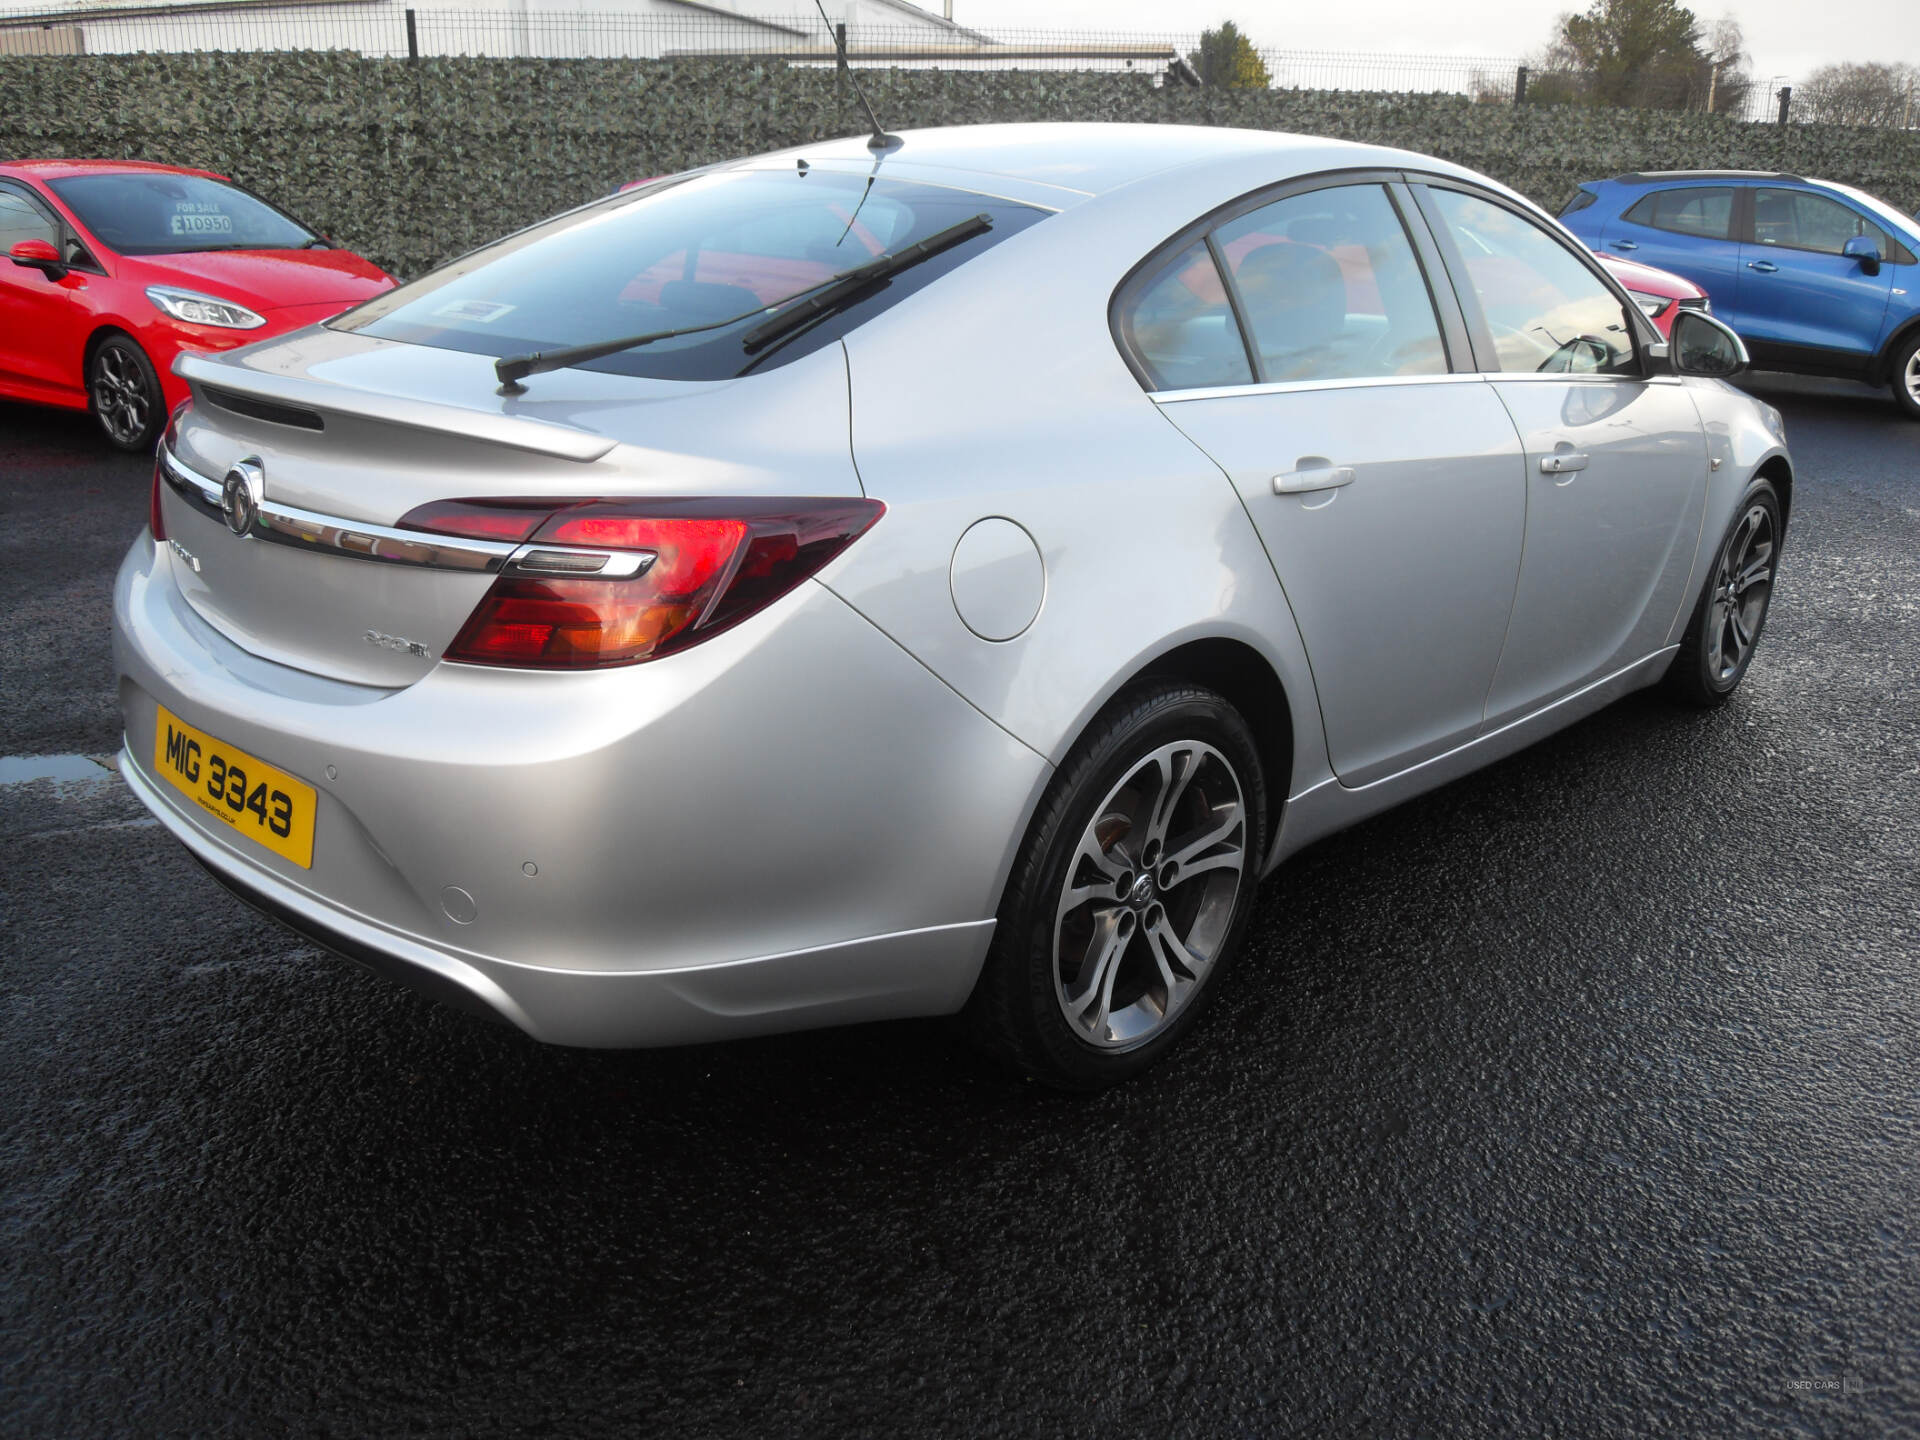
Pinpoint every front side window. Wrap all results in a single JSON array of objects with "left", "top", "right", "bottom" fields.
[
  {"left": 1430, "top": 188, "right": 1637, "bottom": 376},
  {"left": 47, "top": 173, "right": 315, "bottom": 256},
  {"left": 0, "top": 184, "right": 59, "bottom": 254},
  {"left": 1215, "top": 184, "right": 1447, "bottom": 383},
  {"left": 1752, "top": 187, "right": 1891, "bottom": 258},
  {"left": 1113, "top": 240, "right": 1253, "bottom": 391},
  {"left": 1623, "top": 186, "right": 1736, "bottom": 240},
  {"left": 336, "top": 169, "right": 1046, "bottom": 382}
]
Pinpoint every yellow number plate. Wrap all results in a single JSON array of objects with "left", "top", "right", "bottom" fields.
[{"left": 153, "top": 706, "right": 317, "bottom": 868}]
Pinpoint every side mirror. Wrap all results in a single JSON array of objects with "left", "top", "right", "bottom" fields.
[
  {"left": 8, "top": 238, "right": 68, "bottom": 281},
  {"left": 1670, "top": 309, "right": 1749, "bottom": 379},
  {"left": 1841, "top": 235, "right": 1882, "bottom": 276}
]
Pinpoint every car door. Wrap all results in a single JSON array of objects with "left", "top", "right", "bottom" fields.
[
  {"left": 1418, "top": 183, "right": 1709, "bottom": 726},
  {"left": 1599, "top": 184, "right": 1744, "bottom": 319},
  {"left": 0, "top": 180, "right": 81, "bottom": 401},
  {"left": 1126, "top": 178, "right": 1527, "bottom": 788},
  {"left": 1738, "top": 186, "right": 1896, "bottom": 361}
]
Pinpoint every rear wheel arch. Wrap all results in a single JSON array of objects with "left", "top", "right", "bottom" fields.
[
  {"left": 1874, "top": 314, "right": 1920, "bottom": 385},
  {"left": 1120, "top": 637, "right": 1294, "bottom": 848}
]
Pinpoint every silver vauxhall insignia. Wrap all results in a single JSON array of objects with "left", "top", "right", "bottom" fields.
[{"left": 115, "top": 124, "right": 1792, "bottom": 1087}]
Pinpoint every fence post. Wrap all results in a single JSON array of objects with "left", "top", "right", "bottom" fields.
[
  {"left": 1514, "top": 65, "right": 1527, "bottom": 105},
  {"left": 835, "top": 22, "right": 848, "bottom": 76},
  {"left": 405, "top": 7, "right": 418, "bottom": 61},
  {"left": 1776, "top": 85, "right": 1791, "bottom": 124}
]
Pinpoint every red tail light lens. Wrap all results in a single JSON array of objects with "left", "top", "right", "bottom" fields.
[
  {"left": 149, "top": 452, "right": 167, "bottom": 543},
  {"left": 397, "top": 497, "right": 884, "bottom": 669},
  {"left": 394, "top": 498, "right": 554, "bottom": 544}
]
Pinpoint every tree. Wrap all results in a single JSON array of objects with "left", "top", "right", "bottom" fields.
[
  {"left": 1798, "top": 62, "right": 1920, "bottom": 127},
  {"left": 1525, "top": 0, "right": 1746, "bottom": 111},
  {"left": 1188, "top": 22, "right": 1271, "bottom": 90},
  {"left": 1697, "top": 16, "right": 1752, "bottom": 116}
]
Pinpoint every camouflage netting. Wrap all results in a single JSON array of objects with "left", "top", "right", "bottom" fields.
[{"left": 4, "top": 53, "right": 1917, "bottom": 279}]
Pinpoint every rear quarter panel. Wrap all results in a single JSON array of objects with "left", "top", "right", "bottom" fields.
[
  {"left": 1669, "top": 377, "right": 1792, "bottom": 648},
  {"left": 822, "top": 154, "right": 1375, "bottom": 813}
]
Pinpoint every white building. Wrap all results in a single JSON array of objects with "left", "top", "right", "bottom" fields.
[{"left": 0, "top": 0, "right": 982, "bottom": 59}]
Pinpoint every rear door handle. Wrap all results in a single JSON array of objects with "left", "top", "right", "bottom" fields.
[
  {"left": 1540, "top": 452, "right": 1589, "bottom": 474},
  {"left": 1273, "top": 459, "right": 1356, "bottom": 495},
  {"left": 1747, "top": 260, "right": 1779, "bottom": 273},
  {"left": 1608, "top": 240, "right": 1639, "bottom": 252}
]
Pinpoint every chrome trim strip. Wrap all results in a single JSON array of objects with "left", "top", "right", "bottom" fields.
[
  {"left": 256, "top": 500, "right": 519, "bottom": 573},
  {"left": 505, "top": 543, "right": 654, "bottom": 579},
  {"left": 1151, "top": 372, "right": 1482, "bottom": 404},
  {"left": 163, "top": 448, "right": 501, "bottom": 574},
  {"left": 162, "top": 447, "right": 660, "bottom": 578},
  {"left": 1150, "top": 367, "right": 1685, "bottom": 404},
  {"left": 161, "top": 448, "right": 222, "bottom": 511}
]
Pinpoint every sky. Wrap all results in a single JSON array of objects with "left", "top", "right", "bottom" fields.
[{"left": 939, "top": 1, "right": 1920, "bottom": 86}]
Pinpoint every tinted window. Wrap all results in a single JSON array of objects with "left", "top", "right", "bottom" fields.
[
  {"left": 1215, "top": 185, "right": 1447, "bottom": 382},
  {"left": 1430, "top": 189, "right": 1637, "bottom": 376},
  {"left": 1115, "top": 240, "right": 1253, "bottom": 391},
  {"left": 1752, "top": 187, "right": 1892, "bottom": 257},
  {"left": 0, "top": 184, "right": 58, "bottom": 253},
  {"left": 1561, "top": 188, "right": 1599, "bottom": 216},
  {"left": 47, "top": 173, "right": 314, "bottom": 256},
  {"left": 1623, "top": 186, "right": 1735, "bottom": 240},
  {"left": 337, "top": 170, "right": 1046, "bottom": 382}
]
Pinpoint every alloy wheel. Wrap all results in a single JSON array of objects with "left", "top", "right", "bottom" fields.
[
  {"left": 1052, "top": 740, "right": 1248, "bottom": 1050},
  {"left": 1904, "top": 347, "right": 1920, "bottom": 408},
  {"left": 1706, "top": 501, "right": 1776, "bottom": 683},
  {"left": 92, "top": 345, "right": 152, "bottom": 448}
]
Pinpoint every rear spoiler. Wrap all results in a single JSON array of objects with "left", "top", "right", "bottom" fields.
[{"left": 173, "top": 353, "right": 617, "bottom": 463}]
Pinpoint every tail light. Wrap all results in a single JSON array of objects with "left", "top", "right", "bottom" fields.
[
  {"left": 397, "top": 497, "right": 885, "bottom": 669},
  {"left": 149, "top": 452, "right": 167, "bottom": 542},
  {"left": 149, "top": 400, "right": 193, "bottom": 542}
]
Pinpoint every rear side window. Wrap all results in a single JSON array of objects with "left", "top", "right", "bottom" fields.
[
  {"left": 1752, "top": 187, "right": 1892, "bottom": 257},
  {"left": 335, "top": 169, "right": 1047, "bottom": 382},
  {"left": 1622, "top": 187, "right": 1735, "bottom": 240},
  {"left": 1114, "top": 240, "right": 1253, "bottom": 391},
  {"left": 1214, "top": 185, "right": 1447, "bottom": 382},
  {"left": 1429, "top": 188, "right": 1637, "bottom": 376},
  {"left": 1561, "top": 188, "right": 1599, "bottom": 216}
]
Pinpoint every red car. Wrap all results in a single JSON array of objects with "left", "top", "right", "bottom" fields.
[
  {"left": 1596, "top": 250, "right": 1709, "bottom": 340},
  {"left": 0, "top": 160, "right": 394, "bottom": 451}
]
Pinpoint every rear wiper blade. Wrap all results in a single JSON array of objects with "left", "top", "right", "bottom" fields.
[
  {"left": 495, "top": 302, "right": 784, "bottom": 390},
  {"left": 494, "top": 212, "right": 992, "bottom": 391},
  {"left": 740, "top": 213, "right": 992, "bottom": 355}
]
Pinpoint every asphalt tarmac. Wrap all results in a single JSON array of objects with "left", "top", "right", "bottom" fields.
[{"left": 3, "top": 374, "right": 1917, "bottom": 1438}]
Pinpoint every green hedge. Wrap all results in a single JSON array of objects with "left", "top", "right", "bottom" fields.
[{"left": 4, "top": 53, "right": 1917, "bottom": 279}]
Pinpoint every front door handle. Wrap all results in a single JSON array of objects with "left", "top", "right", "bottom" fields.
[
  {"left": 1540, "top": 451, "right": 1589, "bottom": 475},
  {"left": 1609, "top": 240, "right": 1639, "bottom": 252},
  {"left": 1273, "top": 459, "right": 1356, "bottom": 495},
  {"left": 1747, "top": 260, "right": 1779, "bottom": 273}
]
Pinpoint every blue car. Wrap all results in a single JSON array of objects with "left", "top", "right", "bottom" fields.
[{"left": 1560, "top": 170, "right": 1920, "bottom": 419}]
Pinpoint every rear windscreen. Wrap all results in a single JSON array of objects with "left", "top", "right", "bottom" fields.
[{"left": 333, "top": 168, "right": 1049, "bottom": 381}]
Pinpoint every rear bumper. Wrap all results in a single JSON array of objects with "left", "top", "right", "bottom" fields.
[
  {"left": 113, "top": 532, "right": 1045, "bottom": 1047},
  {"left": 128, "top": 754, "right": 995, "bottom": 1046}
]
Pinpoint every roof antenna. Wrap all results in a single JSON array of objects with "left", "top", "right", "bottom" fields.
[{"left": 814, "top": 0, "right": 901, "bottom": 152}]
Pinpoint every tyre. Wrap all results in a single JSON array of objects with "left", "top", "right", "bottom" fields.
[
  {"left": 963, "top": 681, "right": 1268, "bottom": 1090},
  {"left": 1893, "top": 331, "right": 1920, "bottom": 422},
  {"left": 1663, "top": 477, "right": 1782, "bottom": 707},
  {"left": 88, "top": 334, "right": 164, "bottom": 453}
]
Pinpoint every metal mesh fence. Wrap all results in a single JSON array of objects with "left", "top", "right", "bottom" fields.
[{"left": 0, "top": 6, "right": 1814, "bottom": 122}]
